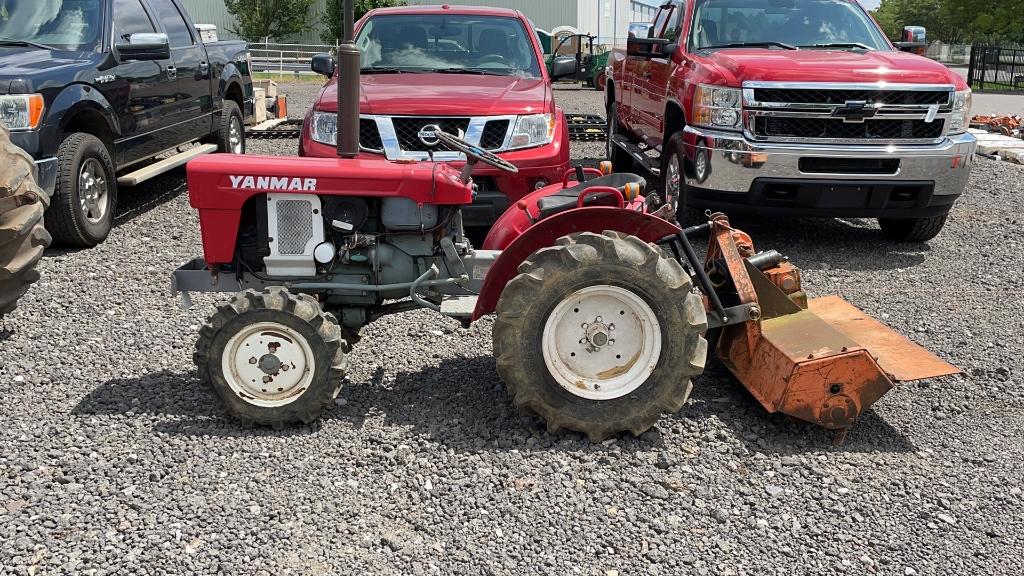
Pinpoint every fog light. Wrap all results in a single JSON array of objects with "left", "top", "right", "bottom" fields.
[{"left": 533, "top": 178, "right": 550, "bottom": 190}]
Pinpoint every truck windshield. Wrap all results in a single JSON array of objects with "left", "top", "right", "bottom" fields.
[
  {"left": 356, "top": 14, "right": 542, "bottom": 78},
  {"left": 689, "top": 0, "right": 890, "bottom": 52},
  {"left": 0, "top": 0, "right": 103, "bottom": 51}
]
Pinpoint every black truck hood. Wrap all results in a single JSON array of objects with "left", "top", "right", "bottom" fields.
[{"left": 0, "top": 46, "right": 101, "bottom": 92}]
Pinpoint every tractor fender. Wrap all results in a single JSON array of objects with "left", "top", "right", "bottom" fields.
[{"left": 471, "top": 207, "right": 681, "bottom": 320}]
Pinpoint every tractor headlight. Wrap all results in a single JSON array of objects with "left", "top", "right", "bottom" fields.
[
  {"left": 693, "top": 84, "right": 742, "bottom": 132},
  {"left": 0, "top": 94, "right": 45, "bottom": 131},
  {"left": 508, "top": 113, "right": 555, "bottom": 150},
  {"left": 311, "top": 111, "right": 338, "bottom": 145},
  {"left": 948, "top": 89, "right": 972, "bottom": 135}
]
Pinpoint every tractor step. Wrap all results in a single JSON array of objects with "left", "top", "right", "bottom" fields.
[
  {"left": 610, "top": 134, "right": 661, "bottom": 178},
  {"left": 440, "top": 295, "right": 478, "bottom": 318}
]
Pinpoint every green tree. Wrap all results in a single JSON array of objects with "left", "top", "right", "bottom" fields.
[
  {"left": 224, "top": 0, "right": 318, "bottom": 42},
  {"left": 872, "top": 0, "right": 1024, "bottom": 44},
  {"left": 321, "top": 0, "right": 406, "bottom": 43}
]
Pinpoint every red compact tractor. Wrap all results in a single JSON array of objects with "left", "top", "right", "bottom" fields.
[{"left": 173, "top": 1, "right": 957, "bottom": 441}]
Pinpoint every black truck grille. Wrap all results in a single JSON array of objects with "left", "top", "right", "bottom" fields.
[
  {"left": 393, "top": 117, "right": 471, "bottom": 151},
  {"left": 359, "top": 118, "right": 383, "bottom": 151},
  {"left": 754, "top": 116, "right": 945, "bottom": 141},
  {"left": 752, "top": 88, "right": 951, "bottom": 107},
  {"left": 480, "top": 120, "right": 510, "bottom": 150}
]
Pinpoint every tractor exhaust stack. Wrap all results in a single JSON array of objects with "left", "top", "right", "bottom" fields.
[{"left": 336, "top": 0, "right": 360, "bottom": 158}]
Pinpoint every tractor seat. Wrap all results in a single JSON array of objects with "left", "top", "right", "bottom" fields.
[{"left": 537, "top": 173, "right": 647, "bottom": 219}]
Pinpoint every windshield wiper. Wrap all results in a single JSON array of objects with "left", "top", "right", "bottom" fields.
[
  {"left": 0, "top": 37, "right": 56, "bottom": 50},
  {"left": 701, "top": 41, "right": 798, "bottom": 51},
  {"left": 803, "top": 42, "right": 874, "bottom": 51},
  {"left": 359, "top": 66, "right": 424, "bottom": 74},
  {"left": 431, "top": 67, "right": 507, "bottom": 76}
]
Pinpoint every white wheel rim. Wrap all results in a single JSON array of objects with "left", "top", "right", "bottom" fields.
[
  {"left": 542, "top": 285, "right": 662, "bottom": 401},
  {"left": 221, "top": 321, "right": 316, "bottom": 407}
]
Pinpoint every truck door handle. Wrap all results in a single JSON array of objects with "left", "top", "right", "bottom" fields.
[
  {"left": 166, "top": 65, "right": 177, "bottom": 80},
  {"left": 199, "top": 61, "right": 209, "bottom": 75}
]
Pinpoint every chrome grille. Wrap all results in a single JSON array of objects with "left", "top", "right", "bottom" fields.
[
  {"left": 752, "top": 88, "right": 951, "bottom": 107},
  {"left": 393, "top": 117, "right": 470, "bottom": 152},
  {"left": 480, "top": 120, "right": 510, "bottom": 150},
  {"left": 276, "top": 199, "right": 314, "bottom": 255},
  {"left": 359, "top": 118, "right": 383, "bottom": 151},
  {"left": 755, "top": 117, "right": 945, "bottom": 140}
]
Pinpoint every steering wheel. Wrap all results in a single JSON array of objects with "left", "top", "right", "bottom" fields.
[
  {"left": 435, "top": 131, "right": 519, "bottom": 174},
  {"left": 477, "top": 54, "right": 508, "bottom": 65}
]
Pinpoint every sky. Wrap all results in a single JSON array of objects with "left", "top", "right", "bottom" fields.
[{"left": 860, "top": 0, "right": 882, "bottom": 9}]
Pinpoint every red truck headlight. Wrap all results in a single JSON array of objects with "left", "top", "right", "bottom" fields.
[
  {"left": 948, "top": 89, "right": 972, "bottom": 135},
  {"left": 693, "top": 85, "right": 742, "bottom": 132}
]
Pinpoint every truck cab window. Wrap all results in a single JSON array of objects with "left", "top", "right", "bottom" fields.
[
  {"left": 147, "top": 0, "right": 194, "bottom": 48},
  {"left": 113, "top": 0, "right": 157, "bottom": 42},
  {"left": 651, "top": 6, "right": 675, "bottom": 38}
]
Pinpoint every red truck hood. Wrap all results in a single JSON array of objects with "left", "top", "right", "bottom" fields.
[
  {"left": 316, "top": 73, "right": 552, "bottom": 116},
  {"left": 704, "top": 49, "right": 965, "bottom": 87}
]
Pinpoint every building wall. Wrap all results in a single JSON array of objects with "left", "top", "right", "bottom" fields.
[
  {"left": 406, "top": 0, "right": 580, "bottom": 33},
  {"left": 577, "top": 0, "right": 660, "bottom": 46},
  {"left": 179, "top": 0, "right": 331, "bottom": 44}
]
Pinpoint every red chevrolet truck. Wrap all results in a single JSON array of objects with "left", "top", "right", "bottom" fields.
[
  {"left": 607, "top": 0, "right": 976, "bottom": 242},
  {"left": 300, "top": 5, "right": 577, "bottom": 231}
]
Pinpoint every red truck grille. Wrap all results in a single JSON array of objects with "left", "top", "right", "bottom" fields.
[
  {"left": 754, "top": 117, "right": 945, "bottom": 141},
  {"left": 393, "top": 118, "right": 471, "bottom": 151},
  {"left": 360, "top": 118, "right": 383, "bottom": 152},
  {"left": 751, "top": 88, "right": 951, "bottom": 107}
]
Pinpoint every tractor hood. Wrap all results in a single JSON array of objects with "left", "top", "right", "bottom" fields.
[
  {"left": 702, "top": 48, "right": 966, "bottom": 88},
  {"left": 316, "top": 73, "right": 553, "bottom": 116}
]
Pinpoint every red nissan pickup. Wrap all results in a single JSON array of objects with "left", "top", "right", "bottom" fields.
[
  {"left": 301, "top": 5, "right": 576, "bottom": 230},
  {"left": 607, "top": 0, "right": 977, "bottom": 242}
]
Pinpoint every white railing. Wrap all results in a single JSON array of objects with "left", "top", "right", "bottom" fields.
[{"left": 249, "top": 41, "right": 337, "bottom": 73}]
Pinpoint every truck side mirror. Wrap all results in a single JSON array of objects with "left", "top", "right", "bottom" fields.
[
  {"left": 311, "top": 53, "right": 336, "bottom": 77},
  {"left": 627, "top": 37, "right": 673, "bottom": 59},
  {"left": 115, "top": 33, "right": 170, "bottom": 61},
  {"left": 550, "top": 56, "right": 578, "bottom": 79}
]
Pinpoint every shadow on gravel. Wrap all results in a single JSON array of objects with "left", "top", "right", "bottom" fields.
[{"left": 76, "top": 357, "right": 914, "bottom": 456}]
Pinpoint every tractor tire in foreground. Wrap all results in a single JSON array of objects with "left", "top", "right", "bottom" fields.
[
  {"left": 494, "top": 231, "right": 709, "bottom": 441},
  {"left": 0, "top": 127, "right": 51, "bottom": 320},
  {"left": 195, "top": 287, "right": 349, "bottom": 428}
]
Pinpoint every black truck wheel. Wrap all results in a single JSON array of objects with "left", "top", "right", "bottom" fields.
[
  {"left": 0, "top": 128, "right": 51, "bottom": 319},
  {"left": 662, "top": 132, "right": 708, "bottom": 228},
  {"left": 204, "top": 100, "right": 246, "bottom": 154},
  {"left": 877, "top": 215, "right": 948, "bottom": 242},
  {"left": 45, "top": 133, "right": 116, "bottom": 247},
  {"left": 493, "top": 231, "right": 709, "bottom": 441},
  {"left": 606, "top": 106, "right": 633, "bottom": 173},
  {"left": 194, "top": 287, "right": 349, "bottom": 428}
]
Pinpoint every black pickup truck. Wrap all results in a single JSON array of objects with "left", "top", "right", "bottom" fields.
[{"left": 0, "top": 0, "right": 254, "bottom": 247}]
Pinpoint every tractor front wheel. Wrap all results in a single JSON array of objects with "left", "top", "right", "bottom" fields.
[
  {"left": 194, "top": 287, "right": 349, "bottom": 427},
  {"left": 493, "top": 232, "right": 709, "bottom": 441}
]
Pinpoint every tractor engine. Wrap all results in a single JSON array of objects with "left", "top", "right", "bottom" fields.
[{"left": 235, "top": 192, "right": 468, "bottom": 326}]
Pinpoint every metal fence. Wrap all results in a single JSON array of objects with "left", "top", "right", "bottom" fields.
[
  {"left": 249, "top": 42, "right": 337, "bottom": 74},
  {"left": 968, "top": 45, "right": 1024, "bottom": 91},
  {"left": 925, "top": 42, "right": 971, "bottom": 65}
]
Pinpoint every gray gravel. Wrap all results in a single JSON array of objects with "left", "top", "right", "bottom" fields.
[{"left": 2, "top": 83, "right": 1022, "bottom": 575}]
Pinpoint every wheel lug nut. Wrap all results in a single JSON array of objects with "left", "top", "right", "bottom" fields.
[{"left": 248, "top": 357, "right": 258, "bottom": 364}]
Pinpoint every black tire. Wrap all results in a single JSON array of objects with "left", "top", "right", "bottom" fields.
[
  {"left": 661, "top": 132, "right": 708, "bottom": 229},
  {"left": 204, "top": 100, "right": 246, "bottom": 154},
  {"left": 606, "top": 105, "right": 633, "bottom": 173},
  {"left": 0, "top": 127, "right": 51, "bottom": 319},
  {"left": 877, "top": 215, "right": 948, "bottom": 242},
  {"left": 45, "top": 133, "right": 116, "bottom": 247},
  {"left": 493, "top": 231, "right": 709, "bottom": 441},
  {"left": 194, "top": 287, "right": 349, "bottom": 428}
]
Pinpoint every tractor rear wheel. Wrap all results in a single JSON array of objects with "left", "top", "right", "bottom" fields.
[
  {"left": 0, "top": 127, "right": 51, "bottom": 320},
  {"left": 493, "top": 231, "right": 709, "bottom": 441},
  {"left": 194, "top": 287, "right": 349, "bottom": 428}
]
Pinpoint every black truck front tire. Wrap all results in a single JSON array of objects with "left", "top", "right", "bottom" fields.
[
  {"left": 878, "top": 215, "right": 949, "bottom": 242},
  {"left": 205, "top": 100, "right": 246, "bottom": 154},
  {"left": 45, "top": 133, "right": 117, "bottom": 248}
]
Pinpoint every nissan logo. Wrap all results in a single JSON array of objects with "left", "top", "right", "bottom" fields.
[{"left": 418, "top": 124, "right": 443, "bottom": 147}]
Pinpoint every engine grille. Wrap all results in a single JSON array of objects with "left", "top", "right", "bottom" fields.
[
  {"left": 275, "top": 199, "right": 315, "bottom": 255},
  {"left": 480, "top": 120, "right": 510, "bottom": 150},
  {"left": 754, "top": 116, "right": 945, "bottom": 140},
  {"left": 393, "top": 117, "right": 471, "bottom": 152},
  {"left": 752, "top": 88, "right": 951, "bottom": 107},
  {"left": 359, "top": 118, "right": 383, "bottom": 151}
]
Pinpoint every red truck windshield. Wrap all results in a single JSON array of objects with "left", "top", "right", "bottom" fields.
[
  {"left": 356, "top": 14, "right": 542, "bottom": 78},
  {"left": 0, "top": 0, "right": 102, "bottom": 51},
  {"left": 689, "top": 0, "right": 890, "bottom": 51}
]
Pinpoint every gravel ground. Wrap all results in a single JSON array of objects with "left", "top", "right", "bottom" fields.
[{"left": 1, "top": 82, "right": 1022, "bottom": 576}]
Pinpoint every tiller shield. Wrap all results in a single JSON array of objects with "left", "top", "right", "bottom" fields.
[{"left": 705, "top": 215, "right": 958, "bottom": 434}]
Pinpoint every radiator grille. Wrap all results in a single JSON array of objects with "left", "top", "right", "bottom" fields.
[
  {"left": 360, "top": 118, "right": 383, "bottom": 151},
  {"left": 480, "top": 120, "right": 510, "bottom": 150},
  {"left": 752, "top": 88, "right": 952, "bottom": 107},
  {"left": 393, "top": 117, "right": 471, "bottom": 152},
  {"left": 754, "top": 116, "right": 945, "bottom": 140},
  {"left": 275, "top": 200, "right": 314, "bottom": 255}
]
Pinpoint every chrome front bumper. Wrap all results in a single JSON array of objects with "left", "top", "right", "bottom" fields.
[
  {"left": 682, "top": 126, "right": 976, "bottom": 199},
  {"left": 34, "top": 157, "right": 58, "bottom": 199}
]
